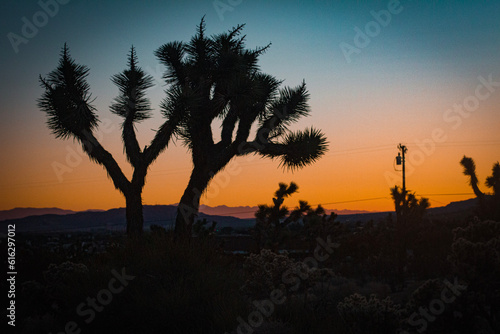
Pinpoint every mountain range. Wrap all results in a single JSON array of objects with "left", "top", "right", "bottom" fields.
[
  {"left": 0, "top": 198, "right": 477, "bottom": 234},
  {"left": 0, "top": 205, "right": 377, "bottom": 222}
]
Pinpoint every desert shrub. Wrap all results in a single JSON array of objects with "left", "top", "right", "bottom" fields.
[
  {"left": 19, "top": 232, "right": 248, "bottom": 334},
  {"left": 85, "top": 233, "right": 247, "bottom": 334},
  {"left": 450, "top": 219, "right": 500, "bottom": 280},
  {"left": 399, "top": 278, "right": 474, "bottom": 334},
  {"left": 446, "top": 219, "right": 500, "bottom": 333},
  {"left": 405, "top": 279, "right": 445, "bottom": 311},
  {"left": 43, "top": 261, "right": 89, "bottom": 285},
  {"left": 337, "top": 293, "right": 404, "bottom": 334},
  {"left": 241, "top": 249, "right": 298, "bottom": 297}
]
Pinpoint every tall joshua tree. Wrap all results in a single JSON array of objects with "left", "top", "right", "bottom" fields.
[
  {"left": 38, "top": 45, "right": 181, "bottom": 237},
  {"left": 155, "top": 19, "right": 328, "bottom": 237}
]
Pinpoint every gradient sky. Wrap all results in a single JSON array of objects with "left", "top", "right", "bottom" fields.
[{"left": 1, "top": 0, "right": 499, "bottom": 213}]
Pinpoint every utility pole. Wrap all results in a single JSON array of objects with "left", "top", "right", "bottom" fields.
[
  {"left": 396, "top": 143, "right": 408, "bottom": 288},
  {"left": 397, "top": 143, "right": 408, "bottom": 205}
]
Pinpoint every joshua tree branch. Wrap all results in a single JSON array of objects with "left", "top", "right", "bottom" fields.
[
  {"left": 143, "top": 120, "right": 178, "bottom": 166},
  {"left": 460, "top": 156, "right": 485, "bottom": 199},
  {"left": 123, "top": 113, "right": 142, "bottom": 167},
  {"left": 220, "top": 107, "right": 238, "bottom": 146},
  {"left": 76, "top": 130, "right": 130, "bottom": 194}
]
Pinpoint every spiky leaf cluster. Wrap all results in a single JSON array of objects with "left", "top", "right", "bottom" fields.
[
  {"left": 485, "top": 162, "right": 500, "bottom": 196},
  {"left": 110, "top": 46, "right": 154, "bottom": 122},
  {"left": 460, "top": 156, "right": 479, "bottom": 186},
  {"left": 38, "top": 44, "right": 98, "bottom": 140},
  {"left": 154, "top": 18, "right": 328, "bottom": 167},
  {"left": 260, "top": 127, "right": 329, "bottom": 171}
]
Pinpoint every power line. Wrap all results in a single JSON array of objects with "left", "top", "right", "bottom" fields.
[
  {"left": 419, "top": 193, "right": 474, "bottom": 196},
  {"left": 2, "top": 140, "right": 499, "bottom": 189},
  {"left": 193, "top": 196, "right": 392, "bottom": 218}
]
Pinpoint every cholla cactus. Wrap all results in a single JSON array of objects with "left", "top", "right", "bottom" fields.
[
  {"left": 241, "top": 249, "right": 296, "bottom": 296},
  {"left": 405, "top": 278, "right": 444, "bottom": 311},
  {"left": 43, "top": 261, "right": 89, "bottom": 286},
  {"left": 337, "top": 293, "right": 404, "bottom": 334},
  {"left": 241, "top": 248, "right": 337, "bottom": 300},
  {"left": 449, "top": 220, "right": 500, "bottom": 284}
]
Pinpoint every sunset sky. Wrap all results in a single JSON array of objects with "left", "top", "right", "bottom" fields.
[{"left": 1, "top": 0, "right": 499, "bottom": 214}]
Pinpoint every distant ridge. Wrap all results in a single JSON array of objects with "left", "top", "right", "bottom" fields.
[
  {"left": 0, "top": 198, "right": 477, "bottom": 234},
  {"left": 198, "top": 204, "right": 377, "bottom": 219},
  {"left": 0, "top": 207, "right": 75, "bottom": 221},
  {"left": 0, "top": 205, "right": 255, "bottom": 233}
]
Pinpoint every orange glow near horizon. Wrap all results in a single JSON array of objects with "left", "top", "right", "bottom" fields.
[{"left": 1, "top": 100, "right": 497, "bottom": 214}]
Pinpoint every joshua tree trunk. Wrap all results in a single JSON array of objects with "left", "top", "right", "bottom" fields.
[
  {"left": 175, "top": 165, "right": 212, "bottom": 238},
  {"left": 126, "top": 188, "right": 144, "bottom": 236},
  {"left": 470, "top": 180, "right": 485, "bottom": 200}
]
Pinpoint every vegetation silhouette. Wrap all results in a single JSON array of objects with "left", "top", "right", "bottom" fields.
[
  {"left": 254, "top": 181, "right": 339, "bottom": 252},
  {"left": 449, "top": 218, "right": 500, "bottom": 334},
  {"left": 390, "top": 186, "right": 430, "bottom": 225},
  {"left": 254, "top": 182, "right": 299, "bottom": 251},
  {"left": 38, "top": 19, "right": 327, "bottom": 239},
  {"left": 153, "top": 18, "right": 328, "bottom": 238},
  {"left": 31, "top": 19, "right": 500, "bottom": 334},
  {"left": 460, "top": 155, "right": 500, "bottom": 220},
  {"left": 15, "top": 175, "right": 500, "bottom": 333},
  {"left": 390, "top": 186, "right": 430, "bottom": 286},
  {"left": 38, "top": 45, "right": 182, "bottom": 237}
]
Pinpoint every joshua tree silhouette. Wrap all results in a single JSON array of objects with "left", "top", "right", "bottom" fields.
[
  {"left": 390, "top": 186, "right": 430, "bottom": 224},
  {"left": 460, "top": 156, "right": 485, "bottom": 200},
  {"left": 254, "top": 182, "right": 333, "bottom": 251},
  {"left": 254, "top": 182, "right": 299, "bottom": 250},
  {"left": 154, "top": 19, "right": 328, "bottom": 238},
  {"left": 460, "top": 155, "right": 500, "bottom": 220},
  {"left": 38, "top": 45, "right": 182, "bottom": 237},
  {"left": 390, "top": 186, "right": 429, "bottom": 286}
]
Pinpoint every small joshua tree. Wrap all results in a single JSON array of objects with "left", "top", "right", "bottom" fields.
[
  {"left": 254, "top": 182, "right": 299, "bottom": 251},
  {"left": 390, "top": 186, "right": 429, "bottom": 285},
  {"left": 460, "top": 156, "right": 500, "bottom": 220},
  {"left": 254, "top": 182, "right": 332, "bottom": 251}
]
